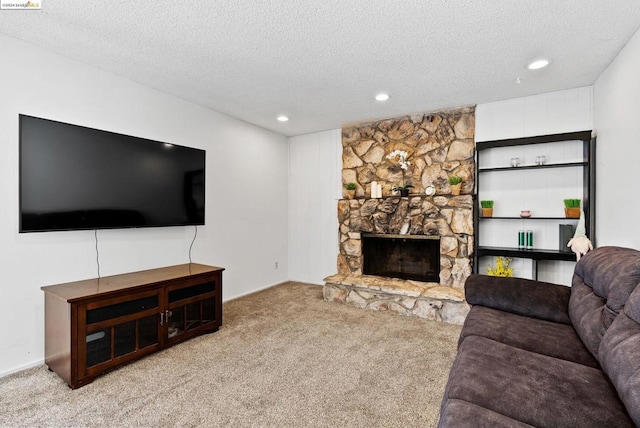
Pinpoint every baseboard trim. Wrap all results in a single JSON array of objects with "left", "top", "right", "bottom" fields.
[{"left": 0, "top": 358, "right": 44, "bottom": 379}]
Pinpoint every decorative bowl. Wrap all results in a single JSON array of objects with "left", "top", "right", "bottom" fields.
[{"left": 520, "top": 210, "right": 531, "bottom": 218}]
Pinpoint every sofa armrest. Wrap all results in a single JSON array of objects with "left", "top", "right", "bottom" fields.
[{"left": 465, "top": 274, "right": 572, "bottom": 324}]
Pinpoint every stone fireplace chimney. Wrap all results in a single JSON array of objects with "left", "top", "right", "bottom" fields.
[{"left": 324, "top": 107, "right": 475, "bottom": 324}]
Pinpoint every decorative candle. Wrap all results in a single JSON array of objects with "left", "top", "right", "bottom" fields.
[{"left": 371, "top": 181, "right": 378, "bottom": 198}]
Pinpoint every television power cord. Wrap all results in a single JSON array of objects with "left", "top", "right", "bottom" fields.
[
  {"left": 95, "top": 229, "right": 101, "bottom": 279},
  {"left": 189, "top": 225, "right": 198, "bottom": 264}
]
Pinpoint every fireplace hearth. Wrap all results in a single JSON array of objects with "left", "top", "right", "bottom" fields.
[{"left": 362, "top": 233, "right": 440, "bottom": 282}]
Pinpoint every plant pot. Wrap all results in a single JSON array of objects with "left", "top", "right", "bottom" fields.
[
  {"left": 345, "top": 189, "right": 356, "bottom": 200},
  {"left": 450, "top": 183, "right": 462, "bottom": 196},
  {"left": 481, "top": 207, "right": 493, "bottom": 217},
  {"left": 399, "top": 188, "right": 409, "bottom": 197},
  {"left": 565, "top": 207, "right": 580, "bottom": 218}
]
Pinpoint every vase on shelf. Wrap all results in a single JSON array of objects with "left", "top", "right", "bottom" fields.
[
  {"left": 399, "top": 188, "right": 409, "bottom": 197},
  {"left": 563, "top": 199, "right": 581, "bottom": 218},
  {"left": 481, "top": 207, "right": 493, "bottom": 217},
  {"left": 565, "top": 207, "right": 580, "bottom": 218},
  {"left": 450, "top": 183, "right": 462, "bottom": 196},
  {"left": 345, "top": 189, "right": 356, "bottom": 199}
]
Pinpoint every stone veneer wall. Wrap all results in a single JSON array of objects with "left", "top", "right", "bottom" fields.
[
  {"left": 341, "top": 106, "right": 475, "bottom": 198},
  {"left": 338, "top": 106, "right": 475, "bottom": 288},
  {"left": 326, "top": 107, "right": 476, "bottom": 324}
]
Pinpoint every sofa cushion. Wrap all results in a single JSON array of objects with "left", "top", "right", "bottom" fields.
[
  {"left": 441, "top": 335, "right": 634, "bottom": 428},
  {"left": 599, "top": 283, "right": 640, "bottom": 426},
  {"left": 569, "top": 246, "right": 640, "bottom": 360},
  {"left": 438, "top": 399, "right": 534, "bottom": 428},
  {"left": 465, "top": 275, "right": 571, "bottom": 324},
  {"left": 460, "top": 305, "right": 599, "bottom": 368}
]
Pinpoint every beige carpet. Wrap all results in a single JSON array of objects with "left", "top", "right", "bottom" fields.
[{"left": 0, "top": 282, "right": 461, "bottom": 427}]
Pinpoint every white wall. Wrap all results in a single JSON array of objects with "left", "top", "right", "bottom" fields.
[
  {"left": 594, "top": 28, "right": 640, "bottom": 250},
  {"left": 0, "top": 34, "right": 289, "bottom": 376},
  {"left": 475, "top": 87, "right": 594, "bottom": 285},
  {"left": 475, "top": 87, "right": 593, "bottom": 141},
  {"left": 288, "top": 130, "right": 342, "bottom": 284}
]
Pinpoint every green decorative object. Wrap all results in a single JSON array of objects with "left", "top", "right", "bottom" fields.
[
  {"left": 344, "top": 182, "right": 357, "bottom": 199},
  {"left": 564, "top": 199, "right": 581, "bottom": 218},
  {"left": 480, "top": 200, "right": 493, "bottom": 217},
  {"left": 448, "top": 176, "right": 463, "bottom": 185},
  {"left": 344, "top": 182, "right": 357, "bottom": 190}
]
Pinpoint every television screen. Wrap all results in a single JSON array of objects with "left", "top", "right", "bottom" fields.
[{"left": 19, "top": 115, "right": 205, "bottom": 232}]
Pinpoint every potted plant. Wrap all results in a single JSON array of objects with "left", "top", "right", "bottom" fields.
[
  {"left": 344, "top": 182, "right": 357, "bottom": 199},
  {"left": 487, "top": 257, "right": 514, "bottom": 277},
  {"left": 564, "top": 199, "right": 581, "bottom": 218},
  {"left": 449, "top": 175, "right": 463, "bottom": 196},
  {"left": 386, "top": 150, "right": 413, "bottom": 196},
  {"left": 392, "top": 184, "right": 414, "bottom": 197},
  {"left": 480, "top": 200, "right": 494, "bottom": 217}
]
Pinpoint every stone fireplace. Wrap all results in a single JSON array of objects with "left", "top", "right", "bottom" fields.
[{"left": 323, "top": 107, "right": 475, "bottom": 324}]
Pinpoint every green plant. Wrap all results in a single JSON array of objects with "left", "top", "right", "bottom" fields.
[
  {"left": 392, "top": 184, "right": 414, "bottom": 192},
  {"left": 563, "top": 199, "right": 581, "bottom": 208},
  {"left": 480, "top": 200, "right": 494, "bottom": 208},
  {"left": 344, "top": 182, "right": 357, "bottom": 190},
  {"left": 487, "top": 257, "right": 514, "bottom": 277},
  {"left": 448, "top": 175, "right": 462, "bottom": 185}
]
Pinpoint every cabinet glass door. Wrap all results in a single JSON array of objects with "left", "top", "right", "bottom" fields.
[
  {"left": 83, "top": 291, "right": 161, "bottom": 372},
  {"left": 166, "top": 281, "right": 217, "bottom": 341}
]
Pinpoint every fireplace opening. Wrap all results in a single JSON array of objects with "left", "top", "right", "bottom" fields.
[{"left": 362, "top": 233, "right": 440, "bottom": 282}]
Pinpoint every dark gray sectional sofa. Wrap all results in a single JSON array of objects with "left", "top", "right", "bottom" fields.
[{"left": 438, "top": 246, "right": 640, "bottom": 427}]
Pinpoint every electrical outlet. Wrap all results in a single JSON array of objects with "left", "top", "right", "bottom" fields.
[{"left": 274, "top": 262, "right": 279, "bottom": 269}]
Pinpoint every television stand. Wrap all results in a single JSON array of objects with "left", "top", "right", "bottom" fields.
[{"left": 41, "top": 263, "right": 223, "bottom": 389}]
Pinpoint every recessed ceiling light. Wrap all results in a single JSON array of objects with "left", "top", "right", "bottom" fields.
[
  {"left": 527, "top": 59, "right": 550, "bottom": 70},
  {"left": 375, "top": 93, "right": 390, "bottom": 101},
  {"left": 277, "top": 115, "right": 289, "bottom": 122}
]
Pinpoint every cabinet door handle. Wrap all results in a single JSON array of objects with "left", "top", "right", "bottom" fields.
[{"left": 160, "top": 312, "right": 164, "bottom": 326}]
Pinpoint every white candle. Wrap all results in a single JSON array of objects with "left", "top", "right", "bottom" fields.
[{"left": 371, "top": 181, "right": 378, "bottom": 198}]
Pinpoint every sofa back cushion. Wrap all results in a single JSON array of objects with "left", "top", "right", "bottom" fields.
[
  {"left": 600, "top": 283, "right": 640, "bottom": 426},
  {"left": 569, "top": 246, "right": 640, "bottom": 360}
]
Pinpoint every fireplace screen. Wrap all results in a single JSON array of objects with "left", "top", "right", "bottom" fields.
[{"left": 362, "top": 233, "right": 440, "bottom": 282}]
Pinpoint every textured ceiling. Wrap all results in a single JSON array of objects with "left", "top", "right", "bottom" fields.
[{"left": 1, "top": 1, "right": 640, "bottom": 136}]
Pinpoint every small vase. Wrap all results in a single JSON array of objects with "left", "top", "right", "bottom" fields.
[
  {"left": 399, "top": 188, "right": 409, "bottom": 197},
  {"left": 565, "top": 207, "right": 580, "bottom": 218},
  {"left": 450, "top": 183, "right": 462, "bottom": 196},
  {"left": 481, "top": 207, "right": 493, "bottom": 217}
]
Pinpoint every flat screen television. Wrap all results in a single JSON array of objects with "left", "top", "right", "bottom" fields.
[{"left": 19, "top": 114, "right": 205, "bottom": 232}]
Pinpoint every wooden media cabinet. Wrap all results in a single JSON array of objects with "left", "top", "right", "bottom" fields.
[{"left": 41, "top": 263, "right": 224, "bottom": 389}]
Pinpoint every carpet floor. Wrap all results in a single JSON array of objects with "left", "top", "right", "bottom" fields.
[{"left": 0, "top": 282, "right": 461, "bottom": 427}]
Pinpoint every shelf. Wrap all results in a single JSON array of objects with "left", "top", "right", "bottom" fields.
[
  {"left": 479, "top": 216, "right": 579, "bottom": 220},
  {"left": 476, "top": 131, "right": 592, "bottom": 149},
  {"left": 473, "top": 131, "right": 595, "bottom": 276},
  {"left": 478, "top": 161, "right": 587, "bottom": 173},
  {"left": 340, "top": 194, "right": 452, "bottom": 201},
  {"left": 476, "top": 246, "right": 577, "bottom": 262}
]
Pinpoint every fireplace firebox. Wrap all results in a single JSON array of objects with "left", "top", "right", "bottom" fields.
[{"left": 361, "top": 233, "right": 440, "bottom": 282}]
